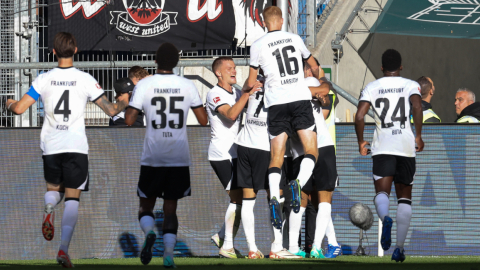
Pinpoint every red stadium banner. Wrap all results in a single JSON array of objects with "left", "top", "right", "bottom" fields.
[{"left": 48, "top": 0, "right": 237, "bottom": 51}]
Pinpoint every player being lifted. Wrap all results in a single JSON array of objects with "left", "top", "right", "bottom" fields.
[
  {"left": 207, "top": 57, "right": 261, "bottom": 258},
  {"left": 244, "top": 6, "right": 323, "bottom": 229},
  {"left": 125, "top": 43, "right": 208, "bottom": 268},
  {"left": 355, "top": 49, "right": 424, "bottom": 263},
  {"left": 288, "top": 60, "right": 341, "bottom": 259},
  {"left": 236, "top": 70, "right": 301, "bottom": 259},
  {"left": 5, "top": 32, "right": 129, "bottom": 268}
]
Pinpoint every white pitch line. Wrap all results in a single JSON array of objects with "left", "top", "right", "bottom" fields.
[
  {"left": 459, "top": 5, "right": 480, "bottom": 22},
  {"left": 451, "top": 7, "right": 475, "bottom": 9},
  {"left": 434, "top": 9, "right": 451, "bottom": 12},
  {"left": 473, "top": 14, "right": 480, "bottom": 22}
]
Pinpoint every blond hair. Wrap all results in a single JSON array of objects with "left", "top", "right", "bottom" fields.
[{"left": 263, "top": 6, "right": 282, "bottom": 23}]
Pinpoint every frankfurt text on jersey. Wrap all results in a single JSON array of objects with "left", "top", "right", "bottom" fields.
[
  {"left": 268, "top": 38, "right": 292, "bottom": 48},
  {"left": 154, "top": 88, "right": 181, "bottom": 94},
  {"left": 379, "top": 88, "right": 404, "bottom": 94},
  {"left": 51, "top": 81, "right": 77, "bottom": 86}
]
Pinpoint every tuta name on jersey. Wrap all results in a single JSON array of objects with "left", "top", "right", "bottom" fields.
[
  {"left": 378, "top": 88, "right": 404, "bottom": 94},
  {"left": 247, "top": 119, "right": 267, "bottom": 127},
  {"left": 154, "top": 88, "right": 181, "bottom": 94},
  {"left": 51, "top": 81, "right": 77, "bottom": 86},
  {"left": 268, "top": 38, "right": 292, "bottom": 48},
  {"left": 281, "top": 78, "right": 298, "bottom": 85}
]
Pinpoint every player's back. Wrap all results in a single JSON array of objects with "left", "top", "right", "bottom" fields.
[
  {"left": 129, "top": 74, "right": 202, "bottom": 167},
  {"left": 34, "top": 67, "right": 104, "bottom": 155},
  {"left": 360, "top": 76, "right": 421, "bottom": 157},
  {"left": 249, "top": 31, "right": 312, "bottom": 108}
]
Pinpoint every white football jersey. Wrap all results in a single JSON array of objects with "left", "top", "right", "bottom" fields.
[
  {"left": 359, "top": 76, "right": 421, "bottom": 157},
  {"left": 235, "top": 76, "right": 269, "bottom": 152},
  {"left": 29, "top": 67, "right": 104, "bottom": 155},
  {"left": 206, "top": 85, "right": 242, "bottom": 161},
  {"left": 290, "top": 77, "right": 333, "bottom": 159},
  {"left": 250, "top": 30, "right": 312, "bottom": 108},
  {"left": 129, "top": 74, "right": 203, "bottom": 167}
]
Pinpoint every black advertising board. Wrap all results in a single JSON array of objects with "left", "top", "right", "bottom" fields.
[{"left": 48, "top": 0, "right": 236, "bottom": 51}]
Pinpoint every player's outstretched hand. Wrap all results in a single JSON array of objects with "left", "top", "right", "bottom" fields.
[
  {"left": 316, "top": 93, "right": 330, "bottom": 107},
  {"left": 415, "top": 137, "right": 424, "bottom": 152},
  {"left": 248, "top": 80, "right": 263, "bottom": 95},
  {"left": 358, "top": 140, "right": 370, "bottom": 156}
]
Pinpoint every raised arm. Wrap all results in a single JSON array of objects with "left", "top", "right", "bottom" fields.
[
  {"left": 94, "top": 94, "right": 129, "bottom": 117},
  {"left": 355, "top": 101, "right": 371, "bottom": 156},
  {"left": 242, "top": 67, "right": 259, "bottom": 93},
  {"left": 306, "top": 56, "right": 322, "bottom": 79},
  {"left": 410, "top": 94, "right": 424, "bottom": 152},
  {"left": 6, "top": 95, "right": 36, "bottom": 115},
  {"left": 220, "top": 82, "right": 262, "bottom": 121}
]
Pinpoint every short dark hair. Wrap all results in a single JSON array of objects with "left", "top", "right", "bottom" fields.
[
  {"left": 156, "top": 43, "right": 179, "bottom": 71},
  {"left": 381, "top": 49, "right": 402, "bottom": 72},
  {"left": 212, "top": 56, "right": 234, "bottom": 74},
  {"left": 416, "top": 76, "right": 432, "bottom": 98},
  {"left": 54, "top": 32, "right": 77, "bottom": 58},
  {"left": 128, "top": 66, "right": 149, "bottom": 80}
]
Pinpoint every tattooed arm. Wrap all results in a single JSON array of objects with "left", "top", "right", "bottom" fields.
[{"left": 94, "top": 93, "right": 129, "bottom": 117}]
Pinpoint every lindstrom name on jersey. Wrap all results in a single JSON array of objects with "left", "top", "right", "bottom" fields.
[
  {"left": 290, "top": 77, "right": 333, "bottom": 159},
  {"left": 27, "top": 67, "right": 105, "bottom": 155},
  {"left": 129, "top": 74, "right": 203, "bottom": 167},
  {"left": 249, "top": 30, "right": 313, "bottom": 108},
  {"left": 235, "top": 76, "right": 270, "bottom": 152},
  {"left": 206, "top": 85, "right": 242, "bottom": 161},
  {"left": 359, "top": 76, "right": 421, "bottom": 157}
]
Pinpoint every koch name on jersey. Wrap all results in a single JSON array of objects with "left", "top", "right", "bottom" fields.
[{"left": 359, "top": 77, "right": 421, "bottom": 157}]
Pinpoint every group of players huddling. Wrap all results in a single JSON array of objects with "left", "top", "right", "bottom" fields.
[{"left": 5, "top": 5, "right": 423, "bottom": 268}]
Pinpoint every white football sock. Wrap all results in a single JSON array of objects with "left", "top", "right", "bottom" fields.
[
  {"left": 271, "top": 225, "right": 283, "bottom": 253},
  {"left": 374, "top": 192, "right": 390, "bottom": 221},
  {"left": 44, "top": 191, "right": 64, "bottom": 207},
  {"left": 241, "top": 199, "right": 257, "bottom": 252},
  {"left": 312, "top": 203, "right": 331, "bottom": 248},
  {"left": 163, "top": 233, "right": 177, "bottom": 258},
  {"left": 139, "top": 215, "right": 155, "bottom": 236},
  {"left": 297, "top": 155, "right": 315, "bottom": 188},
  {"left": 288, "top": 206, "right": 306, "bottom": 253},
  {"left": 396, "top": 199, "right": 412, "bottom": 250},
  {"left": 59, "top": 199, "right": 79, "bottom": 254},
  {"left": 223, "top": 203, "right": 241, "bottom": 250},
  {"left": 268, "top": 169, "right": 281, "bottom": 200},
  {"left": 325, "top": 216, "right": 339, "bottom": 247},
  {"left": 233, "top": 203, "right": 242, "bottom": 238}
]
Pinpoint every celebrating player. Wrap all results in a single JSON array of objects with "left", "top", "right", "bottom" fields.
[
  {"left": 244, "top": 6, "right": 324, "bottom": 229},
  {"left": 355, "top": 49, "right": 424, "bottom": 262},
  {"left": 124, "top": 43, "right": 208, "bottom": 268},
  {"left": 206, "top": 57, "right": 261, "bottom": 258},
  {"left": 5, "top": 32, "right": 129, "bottom": 268},
  {"left": 236, "top": 71, "right": 300, "bottom": 259}
]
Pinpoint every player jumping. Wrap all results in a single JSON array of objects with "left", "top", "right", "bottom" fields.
[
  {"left": 355, "top": 49, "right": 424, "bottom": 263},
  {"left": 5, "top": 32, "right": 129, "bottom": 268},
  {"left": 244, "top": 6, "right": 324, "bottom": 229},
  {"left": 125, "top": 43, "right": 208, "bottom": 268}
]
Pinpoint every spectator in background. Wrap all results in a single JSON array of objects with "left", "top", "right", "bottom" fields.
[
  {"left": 109, "top": 66, "right": 149, "bottom": 126},
  {"left": 411, "top": 76, "right": 441, "bottom": 123},
  {"left": 455, "top": 88, "right": 480, "bottom": 123}
]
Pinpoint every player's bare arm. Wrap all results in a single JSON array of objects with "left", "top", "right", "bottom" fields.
[
  {"left": 124, "top": 107, "right": 139, "bottom": 126},
  {"left": 192, "top": 107, "right": 208, "bottom": 126},
  {"left": 306, "top": 56, "right": 321, "bottom": 79},
  {"left": 220, "top": 82, "right": 262, "bottom": 121},
  {"left": 5, "top": 95, "right": 36, "bottom": 115},
  {"left": 242, "top": 67, "right": 260, "bottom": 92},
  {"left": 94, "top": 94, "right": 129, "bottom": 117},
  {"left": 355, "top": 101, "right": 371, "bottom": 156},
  {"left": 410, "top": 94, "right": 424, "bottom": 152}
]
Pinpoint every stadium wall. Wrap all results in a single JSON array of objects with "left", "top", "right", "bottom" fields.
[{"left": 0, "top": 124, "right": 479, "bottom": 260}]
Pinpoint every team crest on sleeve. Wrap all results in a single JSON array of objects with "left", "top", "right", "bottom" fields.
[
  {"left": 418, "top": 86, "right": 421, "bottom": 92},
  {"left": 213, "top": 97, "right": 221, "bottom": 104},
  {"left": 95, "top": 83, "right": 102, "bottom": 90},
  {"left": 110, "top": 0, "right": 178, "bottom": 37}
]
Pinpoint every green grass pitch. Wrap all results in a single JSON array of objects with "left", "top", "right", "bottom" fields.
[{"left": 1, "top": 256, "right": 479, "bottom": 270}]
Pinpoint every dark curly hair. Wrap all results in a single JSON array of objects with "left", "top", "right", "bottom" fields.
[
  {"left": 156, "top": 43, "right": 179, "bottom": 71},
  {"left": 382, "top": 49, "right": 402, "bottom": 72}
]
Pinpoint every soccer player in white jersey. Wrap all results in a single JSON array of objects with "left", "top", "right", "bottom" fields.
[
  {"left": 243, "top": 6, "right": 324, "bottom": 229},
  {"left": 206, "top": 57, "right": 261, "bottom": 258},
  {"left": 124, "top": 43, "right": 208, "bottom": 268},
  {"left": 355, "top": 49, "right": 424, "bottom": 263},
  {"left": 288, "top": 61, "right": 341, "bottom": 259},
  {"left": 236, "top": 72, "right": 301, "bottom": 259},
  {"left": 5, "top": 32, "right": 129, "bottom": 268}
]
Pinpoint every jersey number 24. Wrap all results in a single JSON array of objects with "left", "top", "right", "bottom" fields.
[{"left": 375, "top": 97, "right": 407, "bottom": 129}]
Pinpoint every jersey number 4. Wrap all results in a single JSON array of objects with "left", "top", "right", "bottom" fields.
[
  {"left": 54, "top": 90, "right": 71, "bottom": 122},
  {"left": 375, "top": 97, "right": 406, "bottom": 129},
  {"left": 272, "top": 46, "right": 299, "bottom": 77},
  {"left": 151, "top": 97, "right": 184, "bottom": 129}
]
